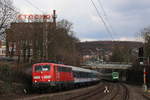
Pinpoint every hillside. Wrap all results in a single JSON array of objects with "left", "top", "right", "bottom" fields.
[{"left": 77, "top": 41, "right": 143, "bottom": 62}]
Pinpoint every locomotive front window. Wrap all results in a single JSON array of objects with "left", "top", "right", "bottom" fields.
[{"left": 35, "top": 65, "right": 50, "bottom": 72}]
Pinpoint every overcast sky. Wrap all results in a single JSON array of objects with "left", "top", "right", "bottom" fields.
[{"left": 13, "top": 0, "right": 150, "bottom": 41}]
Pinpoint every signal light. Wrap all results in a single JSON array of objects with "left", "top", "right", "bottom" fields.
[
  {"left": 138, "top": 47, "right": 144, "bottom": 57},
  {"left": 138, "top": 47, "right": 144, "bottom": 64}
]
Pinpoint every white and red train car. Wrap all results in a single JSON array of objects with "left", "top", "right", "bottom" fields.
[{"left": 32, "top": 62, "right": 100, "bottom": 88}]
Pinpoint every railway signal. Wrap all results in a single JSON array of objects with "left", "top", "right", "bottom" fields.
[
  {"left": 138, "top": 47, "right": 144, "bottom": 65},
  {"left": 138, "top": 47, "right": 148, "bottom": 91},
  {"left": 138, "top": 47, "right": 144, "bottom": 57}
]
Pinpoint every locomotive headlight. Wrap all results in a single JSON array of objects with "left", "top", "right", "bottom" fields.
[
  {"left": 33, "top": 76, "right": 40, "bottom": 79},
  {"left": 44, "top": 75, "right": 51, "bottom": 79}
]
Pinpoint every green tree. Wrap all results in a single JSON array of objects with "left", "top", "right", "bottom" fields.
[
  {"left": 47, "top": 19, "right": 80, "bottom": 65},
  {"left": 110, "top": 45, "right": 132, "bottom": 63},
  {"left": 110, "top": 45, "right": 124, "bottom": 62}
]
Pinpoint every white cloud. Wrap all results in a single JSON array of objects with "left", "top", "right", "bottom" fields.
[
  {"left": 116, "top": 37, "right": 143, "bottom": 42},
  {"left": 13, "top": 0, "right": 150, "bottom": 41},
  {"left": 19, "top": 6, "right": 33, "bottom": 14},
  {"left": 80, "top": 38, "right": 99, "bottom": 42}
]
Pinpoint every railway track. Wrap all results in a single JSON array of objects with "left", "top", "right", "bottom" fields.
[
  {"left": 14, "top": 82, "right": 132, "bottom": 100},
  {"left": 143, "top": 94, "right": 150, "bottom": 100},
  {"left": 121, "top": 84, "right": 129, "bottom": 100},
  {"left": 66, "top": 82, "right": 131, "bottom": 100},
  {"left": 110, "top": 83, "right": 120, "bottom": 100},
  {"left": 14, "top": 82, "right": 104, "bottom": 100},
  {"left": 108, "top": 83, "right": 129, "bottom": 100},
  {"left": 66, "top": 82, "right": 113, "bottom": 100}
]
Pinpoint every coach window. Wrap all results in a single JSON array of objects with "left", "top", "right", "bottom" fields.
[
  {"left": 73, "top": 71, "right": 79, "bottom": 77},
  {"left": 81, "top": 72, "right": 84, "bottom": 78},
  {"left": 73, "top": 71, "right": 76, "bottom": 77},
  {"left": 78, "top": 72, "right": 81, "bottom": 78},
  {"left": 75, "top": 71, "right": 79, "bottom": 78}
]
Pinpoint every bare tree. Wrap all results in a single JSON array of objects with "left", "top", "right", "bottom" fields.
[
  {"left": 140, "top": 27, "right": 150, "bottom": 57},
  {"left": 0, "top": 0, "right": 17, "bottom": 40},
  {"left": 47, "top": 19, "right": 80, "bottom": 65}
]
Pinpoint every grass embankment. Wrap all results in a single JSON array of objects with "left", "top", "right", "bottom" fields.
[{"left": 0, "top": 62, "right": 32, "bottom": 96}]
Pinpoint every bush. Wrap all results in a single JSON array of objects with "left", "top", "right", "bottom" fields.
[
  {"left": 0, "top": 64, "right": 12, "bottom": 82},
  {"left": 0, "top": 63, "right": 32, "bottom": 95}
]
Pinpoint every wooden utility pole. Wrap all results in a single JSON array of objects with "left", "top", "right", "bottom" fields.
[
  {"left": 43, "top": 10, "right": 56, "bottom": 60},
  {"left": 43, "top": 18, "right": 48, "bottom": 60}
]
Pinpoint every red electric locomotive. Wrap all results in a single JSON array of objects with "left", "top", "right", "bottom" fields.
[
  {"left": 32, "top": 62, "right": 101, "bottom": 89},
  {"left": 32, "top": 63, "right": 74, "bottom": 88}
]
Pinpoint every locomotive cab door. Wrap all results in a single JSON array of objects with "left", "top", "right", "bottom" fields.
[{"left": 54, "top": 65, "right": 60, "bottom": 81}]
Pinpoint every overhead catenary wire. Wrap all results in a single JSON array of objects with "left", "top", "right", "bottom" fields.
[
  {"left": 90, "top": 0, "right": 114, "bottom": 40},
  {"left": 97, "top": 0, "right": 107, "bottom": 17},
  {"left": 97, "top": 0, "right": 117, "bottom": 37},
  {"left": 23, "top": 0, "right": 51, "bottom": 22},
  {"left": 91, "top": 0, "right": 125, "bottom": 53},
  {"left": 23, "top": 0, "right": 44, "bottom": 13}
]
